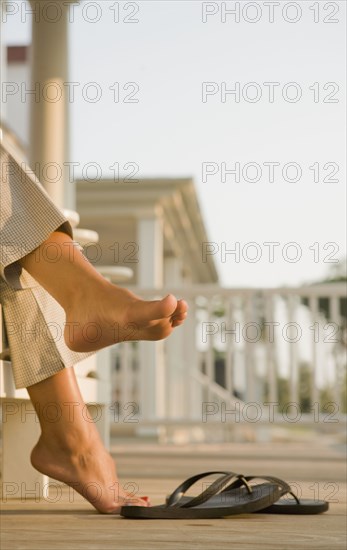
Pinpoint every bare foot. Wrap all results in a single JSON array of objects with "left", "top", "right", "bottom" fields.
[
  {"left": 19, "top": 231, "right": 188, "bottom": 352},
  {"left": 64, "top": 283, "right": 188, "bottom": 352},
  {"left": 31, "top": 435, "right": 149, "bottom": 514}
]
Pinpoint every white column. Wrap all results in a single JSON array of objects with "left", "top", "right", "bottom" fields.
[
  {"left": 136, "top": 215, "right": 165, "bottom": 420},
  {"left": 164, "top": 256, "right": 182, "bottom": 288},
  {"left": 164, "top": 256, "right": 185, "bottom": 418},
  {"left": 29, "top": 1, "right": 77, "bottom": 208},
  {"left": 137, "top": 216, "right": 164, "bottom": 289}
]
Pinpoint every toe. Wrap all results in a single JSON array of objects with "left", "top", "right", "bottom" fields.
[
  {"left": 171, "top": 307, "right": 188, "bottom": 324},
  {"left": 123, "top": 494, "right": 151, "bottom": 508},
  {"left": 178, "top": 299, "right": 188, "bottom": 313},
  {"left": 172, "top": 299, "right": 188, "bottom": 317},
  {"left": 171, "top": 313, "right": 187, "bottom": 327}
]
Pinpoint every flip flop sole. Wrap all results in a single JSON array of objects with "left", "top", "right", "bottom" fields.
[
  {"left": 166, "top": 494, "right": 329, "bottom": 515},
  {"left": 256, "top": 498, "right": 329, "bottom": 515},
  {"left": 121, "top": 483, "right": 282, "bottom": 519}
]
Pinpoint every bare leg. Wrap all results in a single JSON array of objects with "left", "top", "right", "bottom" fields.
[
  {"left": 28, "top": 367, "right": 149, "bottom": 513},
  {"left": 20, "top": 231, "right": 188, "bottom": 352}
]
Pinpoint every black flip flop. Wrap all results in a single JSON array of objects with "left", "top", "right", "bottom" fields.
[
  {"left": 166, "top": 474, "right": 329, "bottom": 515},
  {"left": 120, "top": 470, "right": 284, "bottom": 519},
  {"left": 229, "top": 475, "right": 329, "bottom": 515}
]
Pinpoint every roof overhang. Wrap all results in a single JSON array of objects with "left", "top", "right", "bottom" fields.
[{"left": 76, "top": 177, "right": 219, "bottom": 284}]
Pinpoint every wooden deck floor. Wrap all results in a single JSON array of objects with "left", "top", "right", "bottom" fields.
[{"left": 1, "top": 436, "right": 346, "bottom": 550}]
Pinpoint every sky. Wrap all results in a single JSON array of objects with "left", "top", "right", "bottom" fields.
[{"left": 2, "top": 0, "right": 346, "bottom": 288}]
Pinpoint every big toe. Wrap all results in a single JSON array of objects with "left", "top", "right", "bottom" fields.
[
  {"left": 134, "top": 294, "right": 178, "bottom": 325},
  {"left": 161, "top": 294, "right": 179, "bottom": 316}
]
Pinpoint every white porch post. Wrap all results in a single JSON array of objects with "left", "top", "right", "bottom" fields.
[
  {"left": 137, "top": 214, "right": 165, "bottom": 420},
  {"left": 27, "top": 1, "right": 111, "bottom": 447},
  {"left": 164, "top": 256, "right": 185, "bottom": 418},
  {"left": 29, "top": 0, "right": 76, "bottom": 208},
  {"left": 137, "top": 216, "right": 164, "bottom": 287}
]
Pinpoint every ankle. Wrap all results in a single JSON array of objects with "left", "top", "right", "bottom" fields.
[{"left": 38, "top": 424, "right": 98, "bottom": 456}]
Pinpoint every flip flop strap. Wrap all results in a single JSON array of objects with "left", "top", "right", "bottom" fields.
[
  {"left": 277, "top": 490, "right": 301, "bottom": 504},
  {"left": 166, "top": 471, "right": 251, "bottom": 508},
  {"left": 225, "top": 474, "right": 292, "bottom": 496},
  {"left": 180, "top": 474, "right": 292, "bottom": 509},
  {"left": 181, "top": 473, "right": 251, "bottom": 509}
]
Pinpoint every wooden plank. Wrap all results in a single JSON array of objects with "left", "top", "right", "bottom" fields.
[{"left": 1, "top": 441, "right": 346, "bottom": 550}]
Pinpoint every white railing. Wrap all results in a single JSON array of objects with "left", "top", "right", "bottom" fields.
[{"left": 110, "top": 283, "right": 346, "bottom": 428}]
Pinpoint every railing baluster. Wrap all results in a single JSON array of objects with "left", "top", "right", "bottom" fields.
[
  {"left": 225, "top": 296, "right": 234, "bottom": 397},
  {"left": 309, "top": 296, "right": 320, "bottom": 407},
  {"left": 120, "top": 342, "right": 130, "bottom": 408},
  {"left": 244, "top": 293, "right": 255, "bottom": 403},
  {"left": 330, "top": 296, "right": 342, "bottom": 412},
  {"left": 287, "top": 295, "right": 299, "bottom": 406},
  {"left": 206, "top": 297, "right": 215, "bottom": 403},
  {"left": 265, "top": 292, "right": 278, "bottom": 404}
]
